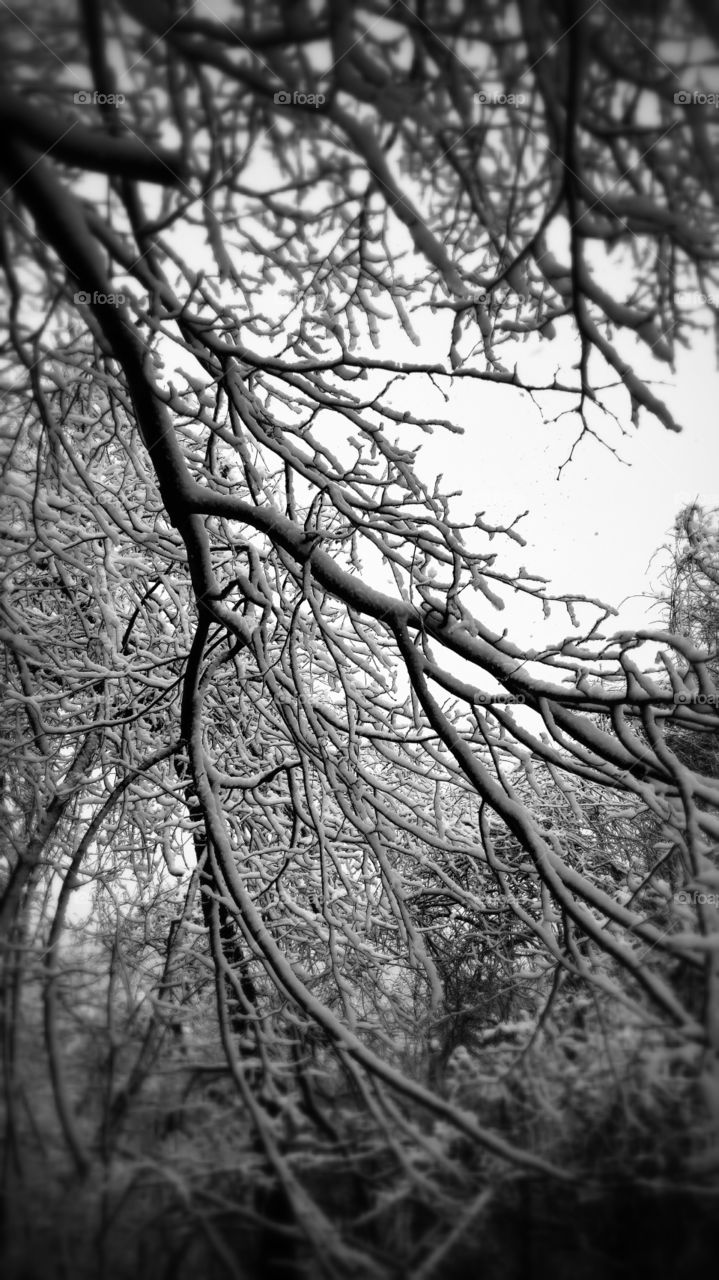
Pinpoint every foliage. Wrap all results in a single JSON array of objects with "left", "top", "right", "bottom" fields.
[{"left": 2, "top": 2, "right": 719, "bottom": 1276}]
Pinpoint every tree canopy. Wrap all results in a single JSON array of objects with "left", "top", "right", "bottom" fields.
[{"left": 2, "top": 2, "right": 719, "bottom": 1277}]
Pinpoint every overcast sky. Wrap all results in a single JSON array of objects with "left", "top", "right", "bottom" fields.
[{"left": 408, "top": 329, "right": 719, "bottom": 642}]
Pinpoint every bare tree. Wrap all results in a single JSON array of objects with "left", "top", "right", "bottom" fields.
[
  {"left": 656, "top": 504, "right": 719, "bottom": 777},
  {"left": 2, "top": 2, "right": 719, "bottom": 1276}
]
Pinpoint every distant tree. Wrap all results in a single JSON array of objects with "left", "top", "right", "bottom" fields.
[{"left": 657, "top": 504, "right": 719, "bottom": 778}]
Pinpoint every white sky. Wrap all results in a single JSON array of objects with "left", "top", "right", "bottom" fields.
[{"left": 409, "top": 331, "right": 719, "bottom": 641}]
